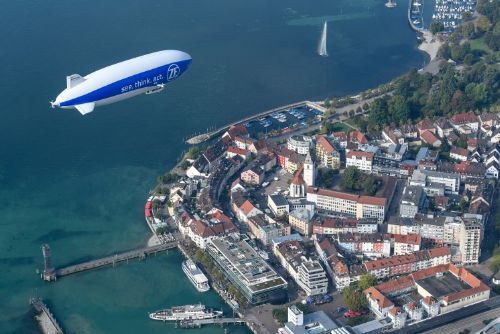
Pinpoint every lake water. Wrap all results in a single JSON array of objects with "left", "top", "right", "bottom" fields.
[{"left": 0, "top": 0, "right": 425, "bottom": 333}]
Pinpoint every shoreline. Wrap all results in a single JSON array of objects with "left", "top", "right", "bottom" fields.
[{"left": 418, "top": 30, "right": 442, "bottom": 62}]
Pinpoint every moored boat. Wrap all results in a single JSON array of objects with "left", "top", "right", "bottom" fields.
[
  {"left": 149, "top": 304, "right": 223, "bottom": 321},
  {"left": 182, "top": 259, "right": 210, "bottom": 292}
]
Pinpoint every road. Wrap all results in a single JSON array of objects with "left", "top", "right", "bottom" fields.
[
  {"left": 422, "top": 307, "right": 500, "bottom": 334},
  {"left": 392, "top": 296, "right": 500, "bottom": 334}
]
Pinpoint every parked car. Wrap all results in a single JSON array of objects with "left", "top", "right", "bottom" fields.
[{"left": 344, "top": 310, "right": 362, "bottom": 318}]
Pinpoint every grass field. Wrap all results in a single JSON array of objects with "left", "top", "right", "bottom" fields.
[{"left": 469, "top": 37, "right": 491, "bottom": 53}]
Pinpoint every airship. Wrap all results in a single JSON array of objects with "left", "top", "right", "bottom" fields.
[{"left": 51, "top": 50, "right": 192, "bottom": 115}]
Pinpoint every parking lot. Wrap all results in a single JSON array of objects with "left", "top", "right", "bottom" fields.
[{"left": 247, "top": 167, "right": 293, "bottom": 214}]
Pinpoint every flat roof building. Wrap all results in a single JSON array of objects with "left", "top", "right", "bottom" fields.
[{"left": 207, "top": 235, "right": 288, "bottom": 305}]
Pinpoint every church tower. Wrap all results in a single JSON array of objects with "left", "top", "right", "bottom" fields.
[
  {"left": 290, "top": 166, "right": 306, "bottom": 197},
  {"left": 303, "top": 151, "right": 315, "bottom": 187}
]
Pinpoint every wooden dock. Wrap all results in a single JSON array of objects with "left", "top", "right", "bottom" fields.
[{"left": 54, "top": 241, "right": 177, "bottom": 278}]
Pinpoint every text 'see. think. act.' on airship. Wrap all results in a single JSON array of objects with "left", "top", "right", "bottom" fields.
[{"left": 51, "top": 50, "right": 192, "bottom": 115}]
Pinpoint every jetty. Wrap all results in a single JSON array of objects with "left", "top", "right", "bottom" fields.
[
  {"left": 30, "top": 297, "right": 64, "bottom": 334},
  {"left": 179, "top": 317, "right": 246, "bottom": 328},
  {"left": 186, "top": 100, "right": 327, "bottom": 145},
  {"left": 41, "top": 241, "right": 178, "bottom": 281}
]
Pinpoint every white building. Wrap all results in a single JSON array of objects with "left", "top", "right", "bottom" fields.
[
  {"left": 287, "top": 135, "right": 313, "bottom": 155},
  {"left": 346, "top": 151, "right": 374, "bottom": 172},
  {"left": 297, "top": 260, "right": 329, "bottom": 296}
]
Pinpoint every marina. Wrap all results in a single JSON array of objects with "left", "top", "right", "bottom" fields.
[
  {"left": 149, "top": 303, "right": 223, "bottom": 322},
  {"left": 432, "top": 0, "right": 476, "bottom": 32},
  {"left": 182, "top": 259, "right": 210, "bottom": 292}
]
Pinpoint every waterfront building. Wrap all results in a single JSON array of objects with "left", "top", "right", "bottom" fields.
[
  {"left": 315, "top": 135, "right": 340, "bottom": 169},
  {"left": 287, "top": 135, "right": 313, "bottom": 155},
  {"left": 207, "top": 235, "right": 288, "bottom": 305},
  {"left": 346, "top": 151, "right": 374, "bottom": 173},
  {"left": 303, "top": 151, "right": 315, "bottom": 187}
]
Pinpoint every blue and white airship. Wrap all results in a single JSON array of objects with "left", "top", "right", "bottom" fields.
[{"left": 51, "top": 50, "right": 192, "bottom": 115}]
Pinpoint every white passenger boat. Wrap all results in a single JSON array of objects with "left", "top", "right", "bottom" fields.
[
  {"left": 149, "top": 304, "right": 223, "bottom": 321},
  {"left": 182, "top": 259, "right": 210, "bottom": 292}
]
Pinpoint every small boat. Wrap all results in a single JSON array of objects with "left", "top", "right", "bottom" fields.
[
  {"left": 318, "top": 21, "right": 328, "bottom": 57},
  {"left": 182, "top": 260, "right": 210, "bottom": 292},
  {"left": 149, "top": 304, "right": 222, "bottom": 321}
]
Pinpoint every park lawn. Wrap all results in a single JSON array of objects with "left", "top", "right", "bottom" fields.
[
  {"left": 330, "top": 122, "right": 353, "bottom": 132},
  {"left": 469, "top": 37, "right": 491, "bottom": 53}
]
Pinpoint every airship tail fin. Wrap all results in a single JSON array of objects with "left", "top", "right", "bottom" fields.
[
  {"left": 74, "top": 102, "right": 95, "bottom": 115},
  {"left": 67, "top": 74, "right": 86, "bottom": 89}
]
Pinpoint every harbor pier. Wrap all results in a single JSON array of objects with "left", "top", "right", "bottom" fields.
[
  {"left": 179, "top": 317, "right": 246, "bottom": 328},
  {"left": 30, "top": 298, "right": 64, "bottom": 334},
  {"left": 41, "top": 241, "right": 178, "bottom": 281},
  {"left": 186, "top": 100, "right": 326, "bottom": 145}
]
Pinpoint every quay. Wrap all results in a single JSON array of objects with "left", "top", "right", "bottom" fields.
[
  {"left": 408, "top": 0, "right": 425, "bottom": 32},
  {"left": 179, "top": 317, "right": 246, "bottom": 328},
  {"left": 186, "top": 100, "right": 326, "bottom": 144},
  {"left": 41, "top": 241, "right": 177, "bottom": 281},
  {"left": 30, "top": 297, "right": 64, "bottom": 334}
]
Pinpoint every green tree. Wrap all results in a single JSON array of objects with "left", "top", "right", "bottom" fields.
[
  {"left": 357, "top": 274, "right": 377, "bottom": 290},
  {"left": 430, "top": 21, "right": 444, "bottom": 34},
  {"left": 389, "top": 95, "right": 410, "bottom": 125},
  {"left": 340, "top": 166, "right": 360, "bottom": 191},
  {"left": 272, "top": 308, "right": 287, "bottom": 324},
  {"left": 187, "top": 146, "right": 201, "bottom": 159},
  {"left": 343, "top": 286, "right": 367, "bottom": 311}
]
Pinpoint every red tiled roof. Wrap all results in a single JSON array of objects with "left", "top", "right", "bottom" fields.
[
  {"left": 427, "top": 247, "right": 451, "bottom": 258},
  {"left": 417, "top": 119, "right": 435, "bottom": 131},
  {"left": 347, "top": 150, "right": 374, "bottom": 161},
  {"left": 364, "top": 287, "right": 394, "bottom": 309},
  {"left": 226, "top": 124, "right": 248, "bottom": 139},
  {"left": 358, "top": 196, "right": 386, "bottom": 206},
  {"left": 291, "top": 166, "right": 305, "bottom": 185},
  {"left": 316, "top": 135, "right": 336, "bottom": 154},
  {"left": 349, "top": 130, "right": 368, "bottom": 144},
  {"left": 240, "top": 200, "right": 257, "bottom": 216},
  {"left": 394, "top": 233, "right": 421, "bottom": 245},
  {"left": 307, "top": 187, "right": 386, "bottom": 206},
  {"left": 450, "top": 146, "right": 468, "bottom": 157},
  {"left": 451, "top": 112, "right": 478, "bottom": 125},
  {"left": 227, "top": 146, "right": 247, "bottom": 156},
  {"left": 420, "top": 130, "right": 440, "bottom": 145}
]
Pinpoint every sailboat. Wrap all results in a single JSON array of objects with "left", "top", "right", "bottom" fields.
[
  {"left": 318, "top": 21, "right": 328, "bottom": 57},
  {"left": 385, "top": 0, "right": 397, "bottom": 8}
]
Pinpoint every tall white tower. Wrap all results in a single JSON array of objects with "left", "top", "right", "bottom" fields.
[{"left": 303, "top": 151, "right": 315, "bottom": 187}]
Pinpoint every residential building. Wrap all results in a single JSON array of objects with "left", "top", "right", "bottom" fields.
[
  {"left": 393, "top": 234, "right": 422, "bottom": 255},
  {"left": 268, "top": 194, "right": 290, "bottom": 217},
  {"left": 450, "top": 146, "right": 468, "bottom": 161},
  {"left": 315, "top": 135, "right": 340, "bottom": 169},
  {"left": 287, "top": 135, "right": 313, "bottom": 155},
  {"left": 288, "top": 208, "right": 314, "bottom": 236},
  {"left": 247, "top": 214, "right": 291, "bottom": 246},
  {"left": 459, "top": 217, "right": 482, "bottom": 265},
  {"left": 400, "top": 186, "right": 425, "bottom": 218},
  {"left": 346, "top": 151, "right": 374, "bottom": 172},
  {"left": 241, "top": 166, "right": 264, "bottom": 185}
]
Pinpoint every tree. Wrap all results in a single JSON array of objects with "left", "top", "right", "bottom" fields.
[
  {"left": 368, "top": 97, "right": 389, "bottom": 129},
  {"left": 340, "top": 166, "right": 360, "bottom": 191},
  {"left": 430, "top": 21, "right": 445, "bottom": 34},
  {"left": 187, "top": 146, "right": 201, "bottom": 159},
  {"left": 272, "top": 308, "right": 287, "bottom": 324},
  {"left": 343, "top": 286, "right": 367, "bottom": 311},
  {"left": 476, "top": 16, "right": 491, "bottom": 34},
  {"left": 388, "top": 95, "right": 410, "bottom": 125},
  {"left": 357, "top": 274, "right": 377, "bottom": 290}
]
